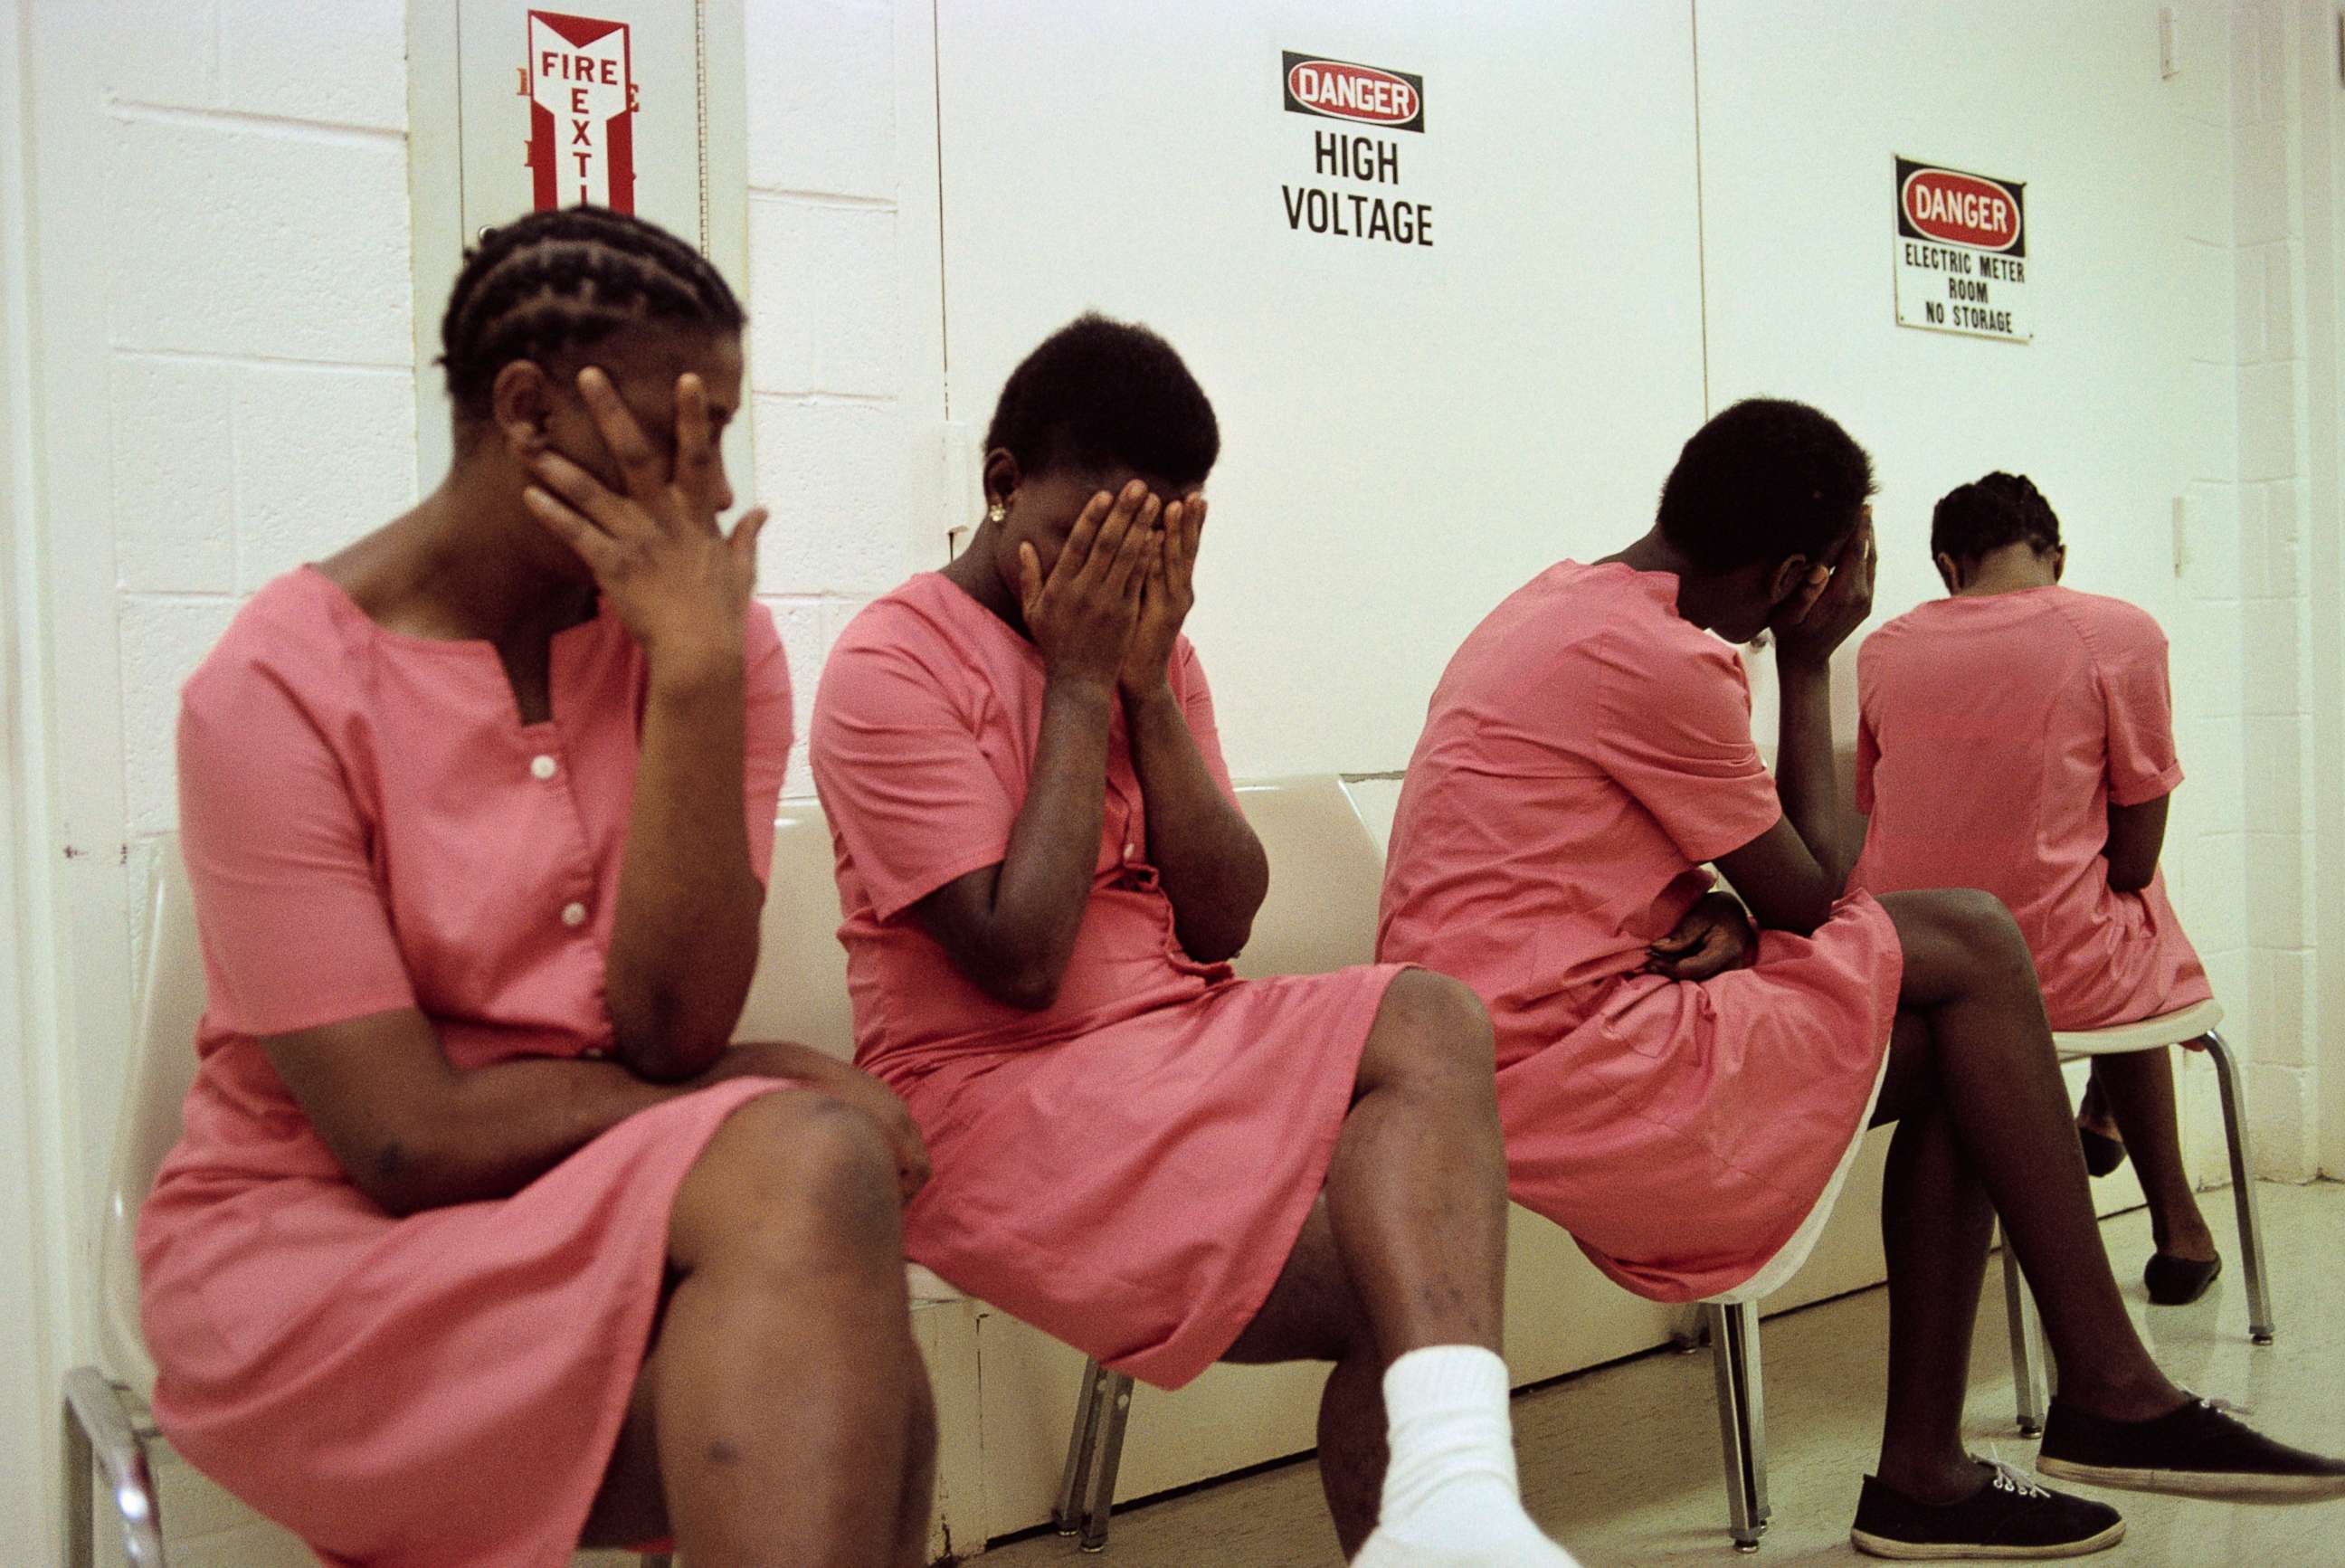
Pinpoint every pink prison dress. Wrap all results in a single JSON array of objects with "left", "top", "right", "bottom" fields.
[
  {"left": 1850, "top": 585, "right": 2210, "bottom": 1029},
  {"left": 812, "top": 573, "right": 1407, "bottom": 1389},
  {"left": 1378, "top": 562, "right": 1902, "bottom": 1303},
  {"left": 137, "top": 567, "right": 798, "bottom": 1568}
]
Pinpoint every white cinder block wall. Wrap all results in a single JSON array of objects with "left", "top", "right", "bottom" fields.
[{"left": 5, "top": 0, "right": 2339, "bottom": 1557}]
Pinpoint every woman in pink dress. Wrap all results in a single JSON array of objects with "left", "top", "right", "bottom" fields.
[
  {"left": 137, "top": 207, "right": 935, "bottom": 1568},
  {"left": 1379, "top": 401, "right": 2345, "bottom": 1560},
  {"left": 1852, "top": 473, "right": 2221, "bottom": 1305},
  {"left": 812, "top": 316, "right": 1577, "bottom": 1567}
]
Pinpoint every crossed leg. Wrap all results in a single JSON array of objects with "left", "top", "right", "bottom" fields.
[
  {"left": 581, "top": 1092, "right": 936, "bottom": 1567},
  {"left": 1868, "top": 889, "right": 2185, "bottom": 1501}
]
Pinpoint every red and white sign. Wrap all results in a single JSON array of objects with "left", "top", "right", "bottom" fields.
[
  {"left": 525, "top": 10, "right": 636, "bottom": 213},
  {"left": 1900, "top": 166, "right": 2020, "bottom": 253},
  {"left": 1281, "top": 52, "right": 1425, "bottom": 133},
  {"left": 1894, "top": 155, "right": 2030, "bottom": 343}
]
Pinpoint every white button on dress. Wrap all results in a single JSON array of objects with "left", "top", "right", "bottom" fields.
[
  {"left": 531, "top": 755, "right": 558, "bottom": 781},
  {"left": 560, "top": 901, "right": 588, "bottom": 928}
]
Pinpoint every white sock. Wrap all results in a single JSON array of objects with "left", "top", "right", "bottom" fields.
[{"left": 1349, "top": 1346, "right": 1582, "bottom": 1567}]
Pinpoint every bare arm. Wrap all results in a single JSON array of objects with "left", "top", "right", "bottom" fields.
[
  {"left": 914, "top": 676, "right": 1118, "bottom": 1009},
  {"left": 1714, "top": 517, "right": 1877, "bottom": 936},
  {"left": 603, "top": 660, "right": 764, "bottom": 1078},
  {"left": 261, "top": 1008, "right": 678, "bottom": 1216},
  {"left": 1771, "top": 658, "right": 1866, "bottom": 891},
  {"left": 2104, "top": 794, "right": 2169, "bottom": 894},
  {"left": 1116, "top": 497, "right": 1267, "bottom": 963},
  {"left": 265, "top": 1018, "right": 930, "bottom": 1217},
  {"left": 524, "top": 369, "right": 770, "bottom": 1080},
  {"left": 1122, "top": 682, "right": 1267, "bottom": 962},
  {"left": 911, "top": 484, "right": 1158, "bottom": 1009}
]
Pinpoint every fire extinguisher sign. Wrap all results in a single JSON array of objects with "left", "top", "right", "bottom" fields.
[{"left": 525, "top": 11, "right": 637, "bottom": 213}]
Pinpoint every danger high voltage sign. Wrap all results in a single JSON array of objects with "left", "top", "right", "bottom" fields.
[{"left": 1894, "top": 156, "right": 2029, "bottom": 344}]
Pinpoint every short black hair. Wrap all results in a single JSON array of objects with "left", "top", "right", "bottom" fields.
[
  {"left": 984, "top": 314, "right": 1220, "bottom": 489},
  {"left": 1932, "top": 471, "right": 2061, "bottom": 562},
  {"left": 1657, "top": 398, "right": 1877, "bottom": 573},
  {"left": 439, "top": 204, "right": 745, "bottom": 423}
]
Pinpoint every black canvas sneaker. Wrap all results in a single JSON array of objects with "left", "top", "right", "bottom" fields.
[
  {"left": 1850, "top": 1462, "right": 2124, "bottom": 1560},
  {"left": 2037, "top": 1395, "right": 2345, "bottom": 1497}
]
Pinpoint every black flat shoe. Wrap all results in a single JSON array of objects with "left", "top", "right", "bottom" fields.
[
  {"left": 2038, "top": 1395, "right": 2345, "bottom": 1498},
  {"left": 2075, "top": 1081, "right": 2125, "bottom": 1176},
  {"left": 2144, "top": 1250, "right": 2221, "bottom": 1306},
  {"left": 1850, "top": 1463, "right": 2124, "bottom": 1559}
]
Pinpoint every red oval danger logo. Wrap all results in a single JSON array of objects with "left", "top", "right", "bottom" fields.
[
  {"left": 1286, "top": 59, "right": 1419, "bottom": 126},
  {"left": 1902, "top": 167, "right": 2021, "bottom": 252}
]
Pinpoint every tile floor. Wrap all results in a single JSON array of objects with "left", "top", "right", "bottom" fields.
[{"left": 982, "top": 1181, "right": 2345, "bottom": 1567}]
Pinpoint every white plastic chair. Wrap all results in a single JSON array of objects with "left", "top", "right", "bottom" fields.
[
  {"left": 62, "top": 835, "right": 714, "bottom": 1567},
  {"left": 739, "top": 803, "right": 964, "bottom": 1322},
  {"left": 1999, "top": 1000, "right": 2273, "bottom": 1436},
  {"left": 1053, "top": 774, "right": 1438, "bottom": 1551}
]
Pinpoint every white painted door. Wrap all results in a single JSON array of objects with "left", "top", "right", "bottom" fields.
[{"left": 934, "top": 0, "right": 1711, "bottom": 775}]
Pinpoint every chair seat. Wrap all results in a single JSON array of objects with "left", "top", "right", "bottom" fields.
[
  {"left": 2051, "top": 999, "right": 2224, "bottom": 1060},
  {"left": 907, "top": 1265, "right": 964, "bottom": 1304}
]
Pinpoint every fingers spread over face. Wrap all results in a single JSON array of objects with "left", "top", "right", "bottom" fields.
[
  {"left": 671, "top": 373, "right": 719, "bottom": 524},
  {"left": 524, "top": 484, "right": 622, "bottom": 573},
  {"left": 726, "top": 506, "right": 770, "bottom": 586},
  {"left": 1018, "top": 540, "right": 1045, "bottom": 609},
  {"left": 1078, "top": 480, "right": 1148, "bottom": 588},
  {"left": 575, "top": 366, "right": 665, "bottom": 502},
  {"left": 1058, "top": 490, "right": 1115, "bottom": 583},
  {"left": 528, "top": 448, "right": 634, "bottom": 537},
  {"left": 1109, "top": 493, "right": 1162, "bottom": 596}
]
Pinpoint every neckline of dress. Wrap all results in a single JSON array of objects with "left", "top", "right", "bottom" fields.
[
  {"left": 300, "top": 564, "right": 612, "bottom": 658},
  {"left": 920, "top": 569, "right": 1045, "bottom": 664}
]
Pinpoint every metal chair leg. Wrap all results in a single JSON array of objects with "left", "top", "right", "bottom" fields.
[
  {"left": 1054, "top": 1358, "right": 1108, "bottom": 1535},
  {"left": 1706, "top": 1301, "right": 1769, "bottom": 1553},
  {"left": 63, "top": 1388, "right": 96, "bottom": 1568},
  {"left": 1054, "top": 1358, "right": 1135, "bottom": 1552},
  {"left": 2202, "top": 1030, "right": 2276, "bottom": 1345},
  {"left": 2002, "top": 1241, "right": 2049, "bottom": 1437},
  {"left": 62, "top": 1366, "right": 167, "bottom": 1566}
]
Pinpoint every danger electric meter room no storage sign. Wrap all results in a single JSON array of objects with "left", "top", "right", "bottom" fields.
[{"left": 1894, "top": 156, "right": 2031, "bottom": 345}]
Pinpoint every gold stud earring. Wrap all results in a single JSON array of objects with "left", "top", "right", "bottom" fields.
[{"left": 987, "top": 501, "right": 1007, "bottom": 523}]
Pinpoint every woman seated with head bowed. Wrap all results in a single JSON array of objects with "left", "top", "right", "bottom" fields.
[
  {"left": 1377, "top": 399, "right": 2345, "bottom": 1563},
  {"left": 812, "top": 314, "right": 1579, "bottom": 1567},
  {"left": 1851, "top": 472, "right": 2227, "bottom": 1307},
  {"left": 138, "top": 205, "right": 936, "bottom": 1568}
]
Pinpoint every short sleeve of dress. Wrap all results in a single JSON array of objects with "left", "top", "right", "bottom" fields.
[
  {"left": 1594, "top": 629, "right": 1783, "bottom": 864},
  {"left": 2098, "top": 610, "right": 2184, "bottom": 807},
  {"left": 812, "top": 626, "right": 1019, "bottom": 923},
  {"left": 1172, "top": 638, "right": 1242, "bottom": 809},
  {"left": 177, "top": 660, "right": 417, "bottom": 1039},
  {"left": 741, "top": 604, "right": 793, "bottom": 884}
]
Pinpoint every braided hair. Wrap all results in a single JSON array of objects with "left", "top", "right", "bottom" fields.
[
  {"left": 1931, "top": 472, "right": 2062, "bottom": 564},
  {"left": 438, "top": 204, "right": 744, "bottom": 425}
]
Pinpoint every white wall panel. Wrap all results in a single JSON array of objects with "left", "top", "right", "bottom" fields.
[
  {"left": 1695, "top": 0, "right": 2226, "bottom": 686},
  {"left": 936, "top": 0, "right": 1708, "bottom": 774}
]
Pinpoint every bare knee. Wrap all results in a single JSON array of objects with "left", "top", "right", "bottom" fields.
[
  {"left": 1884, "top": 888, "right": 2038, "bottom": 1009},
  {"left": 1362, "top": 968, "right": 1495, "bottom": 1089},
  {"left": 672, "top": 1092, "right": 902, "bottom": 1272}
]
